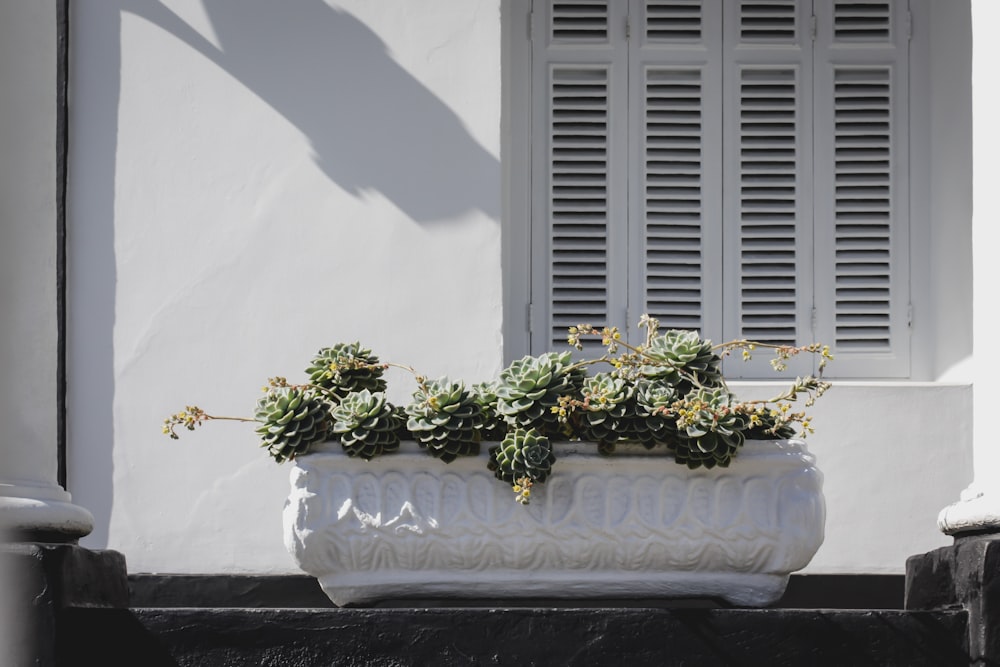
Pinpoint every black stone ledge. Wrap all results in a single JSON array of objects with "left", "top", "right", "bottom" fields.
[
  {"left": 2, "top": 542, "right": 129, "bottom": 609},
  {"left": 2, "top": 543, "right": 128, "bottom": 667},
  {"left": 906, "top": 533, "right": 1000, "bottom": 666},
  {"left": 60, "top": 606, "right": 970, "bottom": 667},
  {"left": 127, "top": 573, "right": 906, "bottom": 610}
]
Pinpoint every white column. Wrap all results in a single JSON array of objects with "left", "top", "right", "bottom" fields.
[
  {"left": 938, "top": 0, "right": 1000, "bottom": 535},
  {"left": 0, "top": 1, "right": 93, "bottom": 540}
]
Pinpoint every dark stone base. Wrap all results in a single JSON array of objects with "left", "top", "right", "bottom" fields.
[
  {"left": 906, "top": 533, "right": 1000, "bottom": 666},
  {"left": 60, "top": 606, "right": 970, "bottom": 667},
  {"left": 1, "top": 542, "right": 128, "bottom": 667},
  {"left": 126, "top": 573, "right": 907, "bottom": 610}
]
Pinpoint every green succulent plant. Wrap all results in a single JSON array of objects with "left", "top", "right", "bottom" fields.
[
  {"left": 488, "top": 427, "right": 556, "bottom": 504},
  {"left": 471, "top": 380, "right": 507, "bottom": 441},
  {"left": 640, "top": 329, "right": 722, "bottom": 391},
  {"left": 330, "top": 389, "right": 403, "bottom": 460},
  {"left": 633, "top": 378, "right": 680, "bottom": 449},
  {"left": 744, "top": 409, "right": 797, "bottom": 440},
  {"left": 254, "top": 387, "right": 332, "bottom": 463},
  {"left": 391, "top": 404, "right": 412, "bottom": 442},
  {"left": 495, "top": 351, "right": 585, "bottom": 438},
  {"left": 405, "top": 376, "right": 484, "bottom": 462},
  {"left": 577, "top": 372, "right": 640, "bottom": 452},
  {"left": 166, "top": 317, "right": 833, "bottom": 498},
  {"left": 306, "top": 342, "right": 387, "bottom": 400},
  {"left": 672, "top": 387, "right": 749, "bottom": 469}
]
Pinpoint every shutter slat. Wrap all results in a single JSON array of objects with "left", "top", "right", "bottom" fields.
[
  {"left": 645, "top": 0, "right": 703, "bottom": 42},
  {"left": 552, "top": 1, "right": 609, "bottom": 42},
  {"left": 740, "top": 1, "right": 798, "bottom": 43},
  {"left": 834, "top": 1, "right": 891, "bottom": 42}
]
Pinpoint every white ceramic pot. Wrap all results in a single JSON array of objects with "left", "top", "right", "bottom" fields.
[{"left": 283, "top": 438, "right": 824, "bottom": 607}]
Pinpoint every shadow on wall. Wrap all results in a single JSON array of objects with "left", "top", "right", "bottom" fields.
[
  {"left": 125, "top": 0, "right": 501, "bottom": 224},
  {"left": 73, "top": 1, "right": 501, "bottom": 548}
]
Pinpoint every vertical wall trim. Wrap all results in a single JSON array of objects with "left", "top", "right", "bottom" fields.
[{"left": 56, "top": 0, "right": 69, "bottom": 489}]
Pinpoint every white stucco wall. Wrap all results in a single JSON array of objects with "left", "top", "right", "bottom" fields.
[
  {"left": 66, "top": 1, "right": 972, "bottom": 575},
  {"left": 68, "top": 0, "right": 503, "bottom": 573}
]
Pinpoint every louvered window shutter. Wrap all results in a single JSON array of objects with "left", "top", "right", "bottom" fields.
[
  {"left": 524, "top": 0, "right": 911, "bottom": 377},
  {"left": 812, "top": 0, "right": 909, "bottom": 376},
  {"left": 722, "top": 0, "right": 814, "bottom": 377},
  {"left": 530, "top": 0, "right": 630, "bottom": 354},
  {"left": 630, "top": 0, "right": 724, "bottom": 343}
]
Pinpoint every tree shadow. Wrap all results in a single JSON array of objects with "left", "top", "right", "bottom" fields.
[{"left": 125, "top": 0, "right": 501, "bottom": 224}]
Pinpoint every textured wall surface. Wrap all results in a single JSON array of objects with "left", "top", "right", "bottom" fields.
[{"left": 64, "top": 1, "right": 972, "bottom": 576}]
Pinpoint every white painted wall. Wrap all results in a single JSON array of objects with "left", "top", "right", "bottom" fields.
[
  {"left": 936, "top": 0, "right": 1000, "bottom": 535},
  {"left": 66, "top": 1, "right": 972, "bottom": 575},
  {"left": 68, "top": 0, "right": 503, "bottom": 573}
]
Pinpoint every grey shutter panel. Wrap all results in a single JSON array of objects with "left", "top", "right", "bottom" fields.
[
  {"left": 531, "top": 1, "right": 629, "bottom": 354},
  {"left": 723, "top": 0, "right": 813, "bottom": 378},
  {"left": 525, "top": 0, "right": 911, "bottom": 378},
  {"left": 813, "top": 0, "right": 909, "bottom": 376},
  {"left": 631, "top": 0, "right": 724, "bottom": 340}
]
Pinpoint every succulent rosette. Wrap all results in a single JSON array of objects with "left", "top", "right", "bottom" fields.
[
  {"left": 743, "top": 408, "right": 797, "bottom": 440},
  {"left": 306, "top": 342, "right": 387, "bottom": 401},
  {"left": 577, "top": 372, "right": 640, "bottom": 451},
  {"left": 672, "top": 387, "right": 749, "bottom": 469},
  {"left": 495, "top": 351, "right": 585, "bottom": 438},
  {"left": 471, "top": 380, "right": 507, "bottom": 441},
  {"left": 405, "top": 376, "right": 484, "bottom": 462},
  {"left": 640, "top": 329, "right": 722, "bottom": 392},
  {"left": 633, "top": 378, "right": 680, "bottom": 449},
  {"left": 488, "top": 427, "right": 556, "bottom": 504},
  {"left": 254, "top": 387, "right": 332, "bottom": 463},
  {"left": 330, "top": 389, "right": 403, "bottom": 460}
]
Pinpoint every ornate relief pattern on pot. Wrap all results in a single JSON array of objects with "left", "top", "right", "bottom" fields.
[{"left": 283, "top": 439, "right": 825, "bottom": 607}]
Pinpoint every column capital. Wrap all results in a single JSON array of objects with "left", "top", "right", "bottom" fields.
[{"left": 938, "top": 483, "right": 1000, "bottom": 536}]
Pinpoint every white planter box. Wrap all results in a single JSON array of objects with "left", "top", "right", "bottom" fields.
[{"left": 283, "top": 439, "right": 825, "bottom": 607}]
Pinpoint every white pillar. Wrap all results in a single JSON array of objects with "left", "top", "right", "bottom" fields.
[
  {"left": 0, "top": 1, "right": 93, "bottom": 540},
  {"left": 938, "top": 0, "right": 1000, "bottom": 535}
]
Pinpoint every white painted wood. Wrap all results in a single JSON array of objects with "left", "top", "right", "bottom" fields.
[
  {"left": 531, "top": 0, "right": 630, "bottom": 354},
  {"left": 631, "top": 0, "right": 724, "bottom": 343},
  {"left": 723, "top": 0, "right": 813, "bottom": 378},
  {"left": 812, "top": 0, "right": 910, "bottom": 378},
  {"left": 0, "top": 0, "right": 93, "bottom": 540}
]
